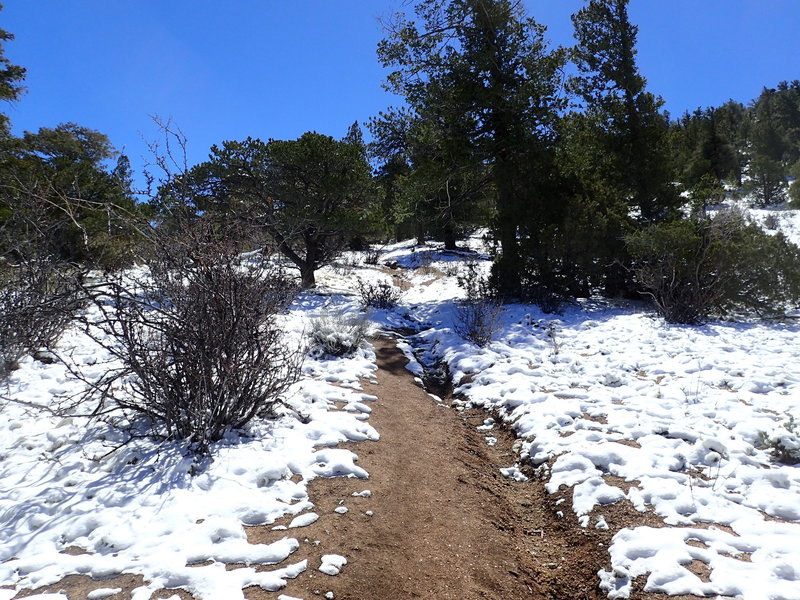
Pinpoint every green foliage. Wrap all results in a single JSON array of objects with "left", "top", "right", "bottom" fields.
[
  {"left": 377, "top": 0, "right": 565, "bottom": 295},
  {"left": 0, "top": 124, "right": 140, "bottom": 269},
  {"left": 0, "top": 6, "right": 26, "bottom": 135},
  {"left": 671, "top": 107, "right": 741, "bottom": 191},
  {"left": 569, "top": 0, "right": 678, "bottom": 224},
  {"left": 627, "top": 209, "right": 800, "bottom": 324},
  {"left": 549, "top": 110, "right": 638, "bottom": 299},
  {"left": 369, "top": 107, "right": 491, "bottom": 249},
  {"left": 746, "top": 153, "right": 787, "bottom": 205},
  {"left": 165, "top": 129, "right": 376, "bottom": 288},
  {"left": 689, "top": 173, "right": 726, "bottom": 209},
  {"left": 789, "top": 162, "right": 800, "bottom": 208},
  {"left": 742, "top": 84, "right": 800, "bottom": 205}
]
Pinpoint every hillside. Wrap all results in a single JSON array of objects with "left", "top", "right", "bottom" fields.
[{"left": 1, "top": 208, "right": 800, "bottom": 600}]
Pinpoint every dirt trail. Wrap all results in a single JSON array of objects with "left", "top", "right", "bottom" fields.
[
  {"left": 14, "top": 335, "right": 615, "bottom": 600},
  {"left": 250, "top": 336, "right": 610, "bottom": 600}
]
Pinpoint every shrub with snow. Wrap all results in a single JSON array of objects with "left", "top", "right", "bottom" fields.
[
  {"left": 308, "top": 313, "right": 370, "bottom": 357},
  {"left": 356, "top": 277, "right": 402, "bottom": 310},
  {"left": 760, "top": 417, "right": 800, "bottom": 465}
]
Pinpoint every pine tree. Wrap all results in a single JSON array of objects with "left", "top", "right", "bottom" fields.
[
  {"left": 713, "top": 100, "right": 749, "bottom": 186},
  {"left": 747, "top": 88, "right": 788, "bottom": 205},
  {"left": 570, "top": 0, "right": 677, "bottom": 224},
  {"left": 369, "top": 106, "right": 490, "bottom": 250},
  {"left": 377, "top": 0, "right": 564, "bottom": 295},
  {"left": 172, "top": 131, "right": 376, "bottom": 288},
  {"left": 0, "top": 3, "right": 26, "bottom": 136},
  {"left": 671, "top": 107, "right": 738, "bottom": 193}
]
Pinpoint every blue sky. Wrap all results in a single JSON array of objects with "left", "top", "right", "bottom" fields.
[{"left": 3, "top": 1, "right": 799, "bottom": 181}]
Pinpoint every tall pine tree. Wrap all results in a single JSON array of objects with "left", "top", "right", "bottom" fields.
[
  {"left": 570, "top": 0, "right": 677, "bottom": 224},
  {"left": 377, "top": 0, "right": 564, "bottom": 295},
  {"left": 0, "top": 3, "right": 25, "bottom": 137}
]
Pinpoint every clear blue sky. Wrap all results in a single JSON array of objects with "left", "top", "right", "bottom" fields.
[{"left": 3, "top": 1, "right": 799, "bottom": 182}]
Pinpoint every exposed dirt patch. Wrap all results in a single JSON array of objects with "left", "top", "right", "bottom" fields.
[
  {"left": 249, "top": 336, "right": 546, "bottom": 599},
  {"left": 250, "top": 336, "right": 617, "bottom": 600}
]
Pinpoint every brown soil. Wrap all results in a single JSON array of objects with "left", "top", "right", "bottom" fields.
[
  {"left": 246, "top": 336, "right": 612, "bottom": 600},
  {"left": 10, "top": 336, "right": 707, "bottom": 600}
]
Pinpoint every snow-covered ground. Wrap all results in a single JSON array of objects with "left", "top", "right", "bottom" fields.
[
  {"left": 0, "top": 294, "right": 377, "bottom": 600},
  {"left": 2, "top": 206, "right": 800, "bottom": 600},
  {"left": 377, "top": 232, "right": 800, "bottom": 600}
]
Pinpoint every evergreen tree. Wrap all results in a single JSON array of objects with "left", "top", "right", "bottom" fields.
[
  {"left": 370, "top": 106, "right": 490, "bottom": 249},
  {"left": 171, "top": 131, "right": 376, "bottom": 288},
  {"left": 570, "top": 0, "right": 677, "bottom": 224},
  {"left": 747, "top": 87, "right": 788, "bottom": 205},
  {"left": 671, "top": 107, "right": 738, "bottom": 193},
  {"left": 377, "top": 0, "right": 564, "bottom": 295},
  {"left": 1, "top": 123, "right": 139, "bottom": 268},
  {"left": 0, "top": 4, "right": 26, "bottom": 136},
  {"left": 772, "top": 81, "right": 800, "bottom": 165},
  {"left": 713, "top": 100, "right": 749, "bottom": 185},
  {"left": 112, "top": 153, "right": 136, "bottom": 201}
]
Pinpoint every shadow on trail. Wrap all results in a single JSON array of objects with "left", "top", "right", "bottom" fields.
[{"left": 371, "top": 337, "right": 412, "bottom": 377}]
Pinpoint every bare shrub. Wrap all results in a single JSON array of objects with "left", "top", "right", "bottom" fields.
[
  {"left": 454, "top": 261, "right": 503, "bottom": 347},
  {"left": 0, "top": 258, "right": 84, "bottom": 377},
  {"left": 364, "top": 246, "right": 382, "bottom": 266},
  {"left": 763, "top": 213, "right": 780, "bottom": 231},
  {"left": 356, "top": 278, "right": 403, "bottom": 310},
  {"left": 83, "top": 220, "right": 302, "bottom": 454},
  {"left": 308, "top": 313, "right": 370, "bottom": 358},
  {"left": 415, "top": 250, "right": 434, "bottom": 274},
  {"left": 332, "top": 253, "right": 361, "bottom": 277}
]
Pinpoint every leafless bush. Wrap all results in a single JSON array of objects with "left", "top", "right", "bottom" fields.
[
  {"left": 0, "top": 258, "right": 84, "bottom": 378},
  {"left": 454, "top": 261, "right": 503, "bottom": 347},
  {"left": 364, "top": 246, "right": 382, "bottom": 266},
  {"left": 415, "top": 250, "right": 434, "bottom": 274},
  {"left": 83, "top": 220, "right": 302, "bottom": 454},
  {"left": 332, "top": 253, "right": 361, "bottom": 277},
  {"left": 356, "top": 277, "right": 403, "bottom": 310},
  {"left": 308, "top": 313, "right": 370, "bottom": 357},
  {"left": 763, "top": 213, "right": 780, "bottom": 231}
]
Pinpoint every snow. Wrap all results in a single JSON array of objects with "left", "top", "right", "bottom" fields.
[
  {"left": 86, "top": 590, "right": 123, "bottom": 600},
  {"left": 2, "top": 215, "right": 800, "bottom": 599},
  {"left": 366, "top": 231, "right": 800, "bottom": 599},
  {"left": 0, "top": 292, "right": 376, "bottom": 599},
  {"left": 319, "top": 554, "right": 347, "bottom": 576}
]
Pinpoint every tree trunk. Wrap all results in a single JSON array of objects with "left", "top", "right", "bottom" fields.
[
  {"left": 493, "top": 153, "right": 522, "bottom": 297},
  {"left": 300, "top": 264, "right": 316, "bottom": 288},
  {"left": 442, "top": 222, "right": 458, "bottom": 251},
  {"left": 415, "top": 221, "right": 425, "bottom": 246}
]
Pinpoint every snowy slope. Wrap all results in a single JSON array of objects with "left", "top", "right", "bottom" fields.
[{"left": 2, "top": 220, "right": 800, "bottom": 600}]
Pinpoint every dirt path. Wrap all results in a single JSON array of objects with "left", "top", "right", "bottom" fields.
[
  {"left": 14, "top": 335, "right": 614, "bottom": 600},
  {"left": 249, "top": 336, "right": 610, "bottom": 600}
]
